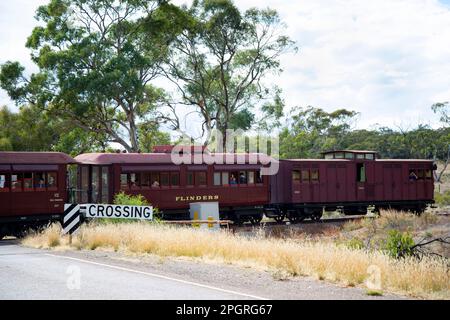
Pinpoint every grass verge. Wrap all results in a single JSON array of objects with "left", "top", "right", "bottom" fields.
[{"left": 22, "top": 221, "right": 449, "bottom": 299}]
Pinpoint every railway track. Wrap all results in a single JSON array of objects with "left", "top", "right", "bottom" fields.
[{"left": 229, "top": 215, "right": 370, "bottom": 230}]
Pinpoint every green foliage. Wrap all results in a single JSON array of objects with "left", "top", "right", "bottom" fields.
[
  {"left": 434, "top": 191, "right": 450, "bottom": 207},
  {"left": 164, "top": 0, "right": 296, "bottom": 144},
  {"left": 384, "top": 230, "right": 415, "bottom": 259},
  {"left": 280, "top": 106, "right": 359, "bottom": 158},
  {"left": 113, "top": 192, "right": 150, "bottom": 206},
  {"left": 0, "top": 105, "right": 106, "bottom": 155},
  {"left": 345, "top": 238, "right": 365, "bottom": 250},
  {"left": 432, "top": 102, "right": 449, "bottom": 125},
  {"left": 279, "top": 106, "right": 450, "bottom": 161},
  {"left": 0, "top": 0, "right": 173, "bottom": 152}
]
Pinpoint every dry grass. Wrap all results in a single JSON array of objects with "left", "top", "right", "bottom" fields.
[{"left": 22, "top": 221, "right": 449, "bottom": 299}]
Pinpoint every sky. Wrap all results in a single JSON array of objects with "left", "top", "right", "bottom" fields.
[{"left": 0, "top": 0, "right": 449, "bottom": 131}]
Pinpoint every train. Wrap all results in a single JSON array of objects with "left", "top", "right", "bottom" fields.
[{"left": 0, "top": 147, "right": 436, "bottom": 239}]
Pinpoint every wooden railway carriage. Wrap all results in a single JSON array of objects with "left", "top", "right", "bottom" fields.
[
  {"left": 268, "top": 150, "right": 435, "bottom": 222},
  {"left": 74, "top": 151, "right": 271, "bottom": 222},
  {"left": 0, "top": 152, "right": 76, "bottom": 238}
]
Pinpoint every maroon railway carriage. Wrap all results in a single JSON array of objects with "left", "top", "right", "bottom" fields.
[
  {"left": 267, "top": 150, "right": 435, "bottom": 223},
  {"left": 74, "top": 151, "right": 270, "bottom": 223},
  {"left": 0, "top": 152, "right": 76, "bottom": 238}
]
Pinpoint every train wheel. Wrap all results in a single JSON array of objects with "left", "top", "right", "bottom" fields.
[
  {"left": 249, "top": 216, "right": 262, "bottom": 226},
  {"left": 311, "top": 212, "right": 322, "bottom": 222},
  {"left": 288, "top": 215, "right": 305, "bottom": 224},
  {"left": 274, "top": 215, "right": 285, "bottom": 224}
]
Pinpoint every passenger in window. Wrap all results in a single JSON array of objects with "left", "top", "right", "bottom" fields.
[
  {"left": 37, "top": 178, "right": 45, "bottom": 188},
  {"left": 152, "top": 180, "right": 160, "bottom": 187},
  {"left": 239, "top": 172, "right": 247, "bottom": 184},
  {"left": 48, "top": 175, "right": 55, "bottom": 187},
  {"left": 409, "top": 171, "right": 418, "bottom": 181},
  {"left": 230, "top": 174, "right": 237, "bottom": 185}
]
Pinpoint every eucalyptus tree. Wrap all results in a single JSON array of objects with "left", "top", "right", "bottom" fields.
[
  {"left": 0, "top": 0, "right": 173, "bottom": 152},
  {"left": 160, "top": 0, "right": 297, "bottom": 146}
]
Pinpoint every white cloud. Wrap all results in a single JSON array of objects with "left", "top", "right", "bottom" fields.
[{"left": 1, "top": 0, "right": 449, "bottom": 130}]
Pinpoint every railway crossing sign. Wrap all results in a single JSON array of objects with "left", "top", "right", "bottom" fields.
[
  {"left": 83, "top": 204, "right": 153, "bottom": 220},
  {"left": 63, "top": 204, "right": 82, "bottom": 235}
]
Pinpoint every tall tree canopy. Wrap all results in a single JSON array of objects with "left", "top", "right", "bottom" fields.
[
  {"left": 160, "top": 0, "right": 296, "bottom": 145},
  {"left": 0, "top": 105, "right": 107, "bottom": 156},
  {"left": 0, "top": 0, "right": 174, "bottom": 152}
]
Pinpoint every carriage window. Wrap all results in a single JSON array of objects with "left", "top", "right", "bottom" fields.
[
  {"left": 222, "top": 172, "right": 229, "bottom": 185},
  {"left": 195, "top": 171, "right": 207, "bottom": 186},
  {"left": 311, "top": 169, "right": 319, "bottom": 182},
  {"left": 357, "top": 164, "right": 366, "bottom": 183},
  {"left": 11, "top": 174, "right": 21, "bottom": 191},
  {"left": 334, "top": 153, "right": 344, "bottom": 159},
  {"left": 101, "top": 167, "right": 109, "bottom": 203},
  {"left": 417, "top": 169, "right": 425, "bottom": 180},
  {"left": 35, "top": 172, "right": 46, "bottom": 191},
  {"left": 255, "top": 171, "right": 263, "bottom": 184},
  {"left": 160, "top": 173, "right": 170, "bottom": 187},
  {"left": 292, "top": 170, "right": 301, "bottom": 182},
  {"left": 187, "top": 171, "right": 194, "bottom": 186},
  {"left": 171, "top": 172, "right": 180, "bottom": 186},
  {"left": 141, "top": 172, "right": 150, "bottom": 188},
  {"left": 345, "top": 153, "right": 354, "bottom": 159},
  {"left": 151, "top": 172, "right": 160, "bottom": 187},
  {"left": 120, "top": 174, "right": 128, "bottom": 190},
  {"left": 47, "top": 172, "right": 57, "bottom": 190},
  {"left": 425, "top": 169, "right": 432, "bottom": 180},
  {"left": 248, "top": 171, "right": 255, "bottom": 184},
  {"left": 356, "top": 154, "right": 365, "bottom": 160},
  {"left": 365, "top": 153, "right": 374, "bottom": 160},
  {"left": 214, "top": 172, "right": 221, "bottom": 186},
  {"left": 409, "top": 170, "right": 418, "bottom": 181},
  {"left": 324, "top": 154, "right": 334, "bottom": 159},
  {"left": 91, "top": 167, "right": 99, "bottom": 201},
  {"left": 301, "top": 170, "right": 310, "bottom": 182},
  {"left": 0, "top": 174, "right": 9, "bottom": 191},
  {"left": 229, "top": 171, "right": 238, "bottom": 185},
  {"left": 129, "top": 173, "right": 138, "bottom": 189},
  {"left": 239, "top": 171, "right": 247, "bottom": 184},
  {"left": 23, "top": 172, "right": 33, "bottom": 191}
]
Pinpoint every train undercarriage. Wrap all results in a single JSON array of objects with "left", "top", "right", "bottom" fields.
[{"left": 264, "top": 200, "right": 433, "bottom": 224}]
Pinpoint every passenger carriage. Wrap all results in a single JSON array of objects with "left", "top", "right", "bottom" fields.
[
  {"left": 0, "top": 152, "right": 76, "bottom": 238},
  {"left": 268, "top": 150, "right": 435, "bottom": 223},
  {"left": 74, "top": 147, "right": 271, "bottom": 224}
]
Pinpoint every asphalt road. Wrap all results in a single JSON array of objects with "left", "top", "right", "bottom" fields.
[{"left": 0, "top": 240, "right": 262, "bottom": 300}]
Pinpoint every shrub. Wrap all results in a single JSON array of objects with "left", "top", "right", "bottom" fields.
[
  {"left": 345, "top": 238, "right": 365, "bottom": 250},
  {"left": 434, "top": 190, "right": 450, "bottom": 207},
  {"left": 384, "top": 230, "right": 415, "bottom": 259},
  {"left": 113, "top": 192, "right": 149, "bottom": 206}
]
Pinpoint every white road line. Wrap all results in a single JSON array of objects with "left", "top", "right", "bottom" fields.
[{"left": 45, "top": 253, "right": 268, "bottom": 300}]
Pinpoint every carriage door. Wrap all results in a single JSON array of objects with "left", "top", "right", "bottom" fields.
[
  {"left": 356, "top": 162, "right": 366, "bottom": 201},
  {"left": 326, "top": 165, "right": 337, "bottom": 202},
  {"left": 100, "top": 166, "right": 110, "bottom": 203},
  {"left": 78, "top": 165, "right": 89, "bottom": 203},
  {"left": 90, "top": 166, "right": 110, "bottom": 203},
  {"left": 0, "top": 166, "right": 10, "bottom": 217},
  {"left": 336, "top": 164, "right": 347, "bottom": 202},
  {"left": 383, "top": 165, "right": 393, "bottom": 200}
]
